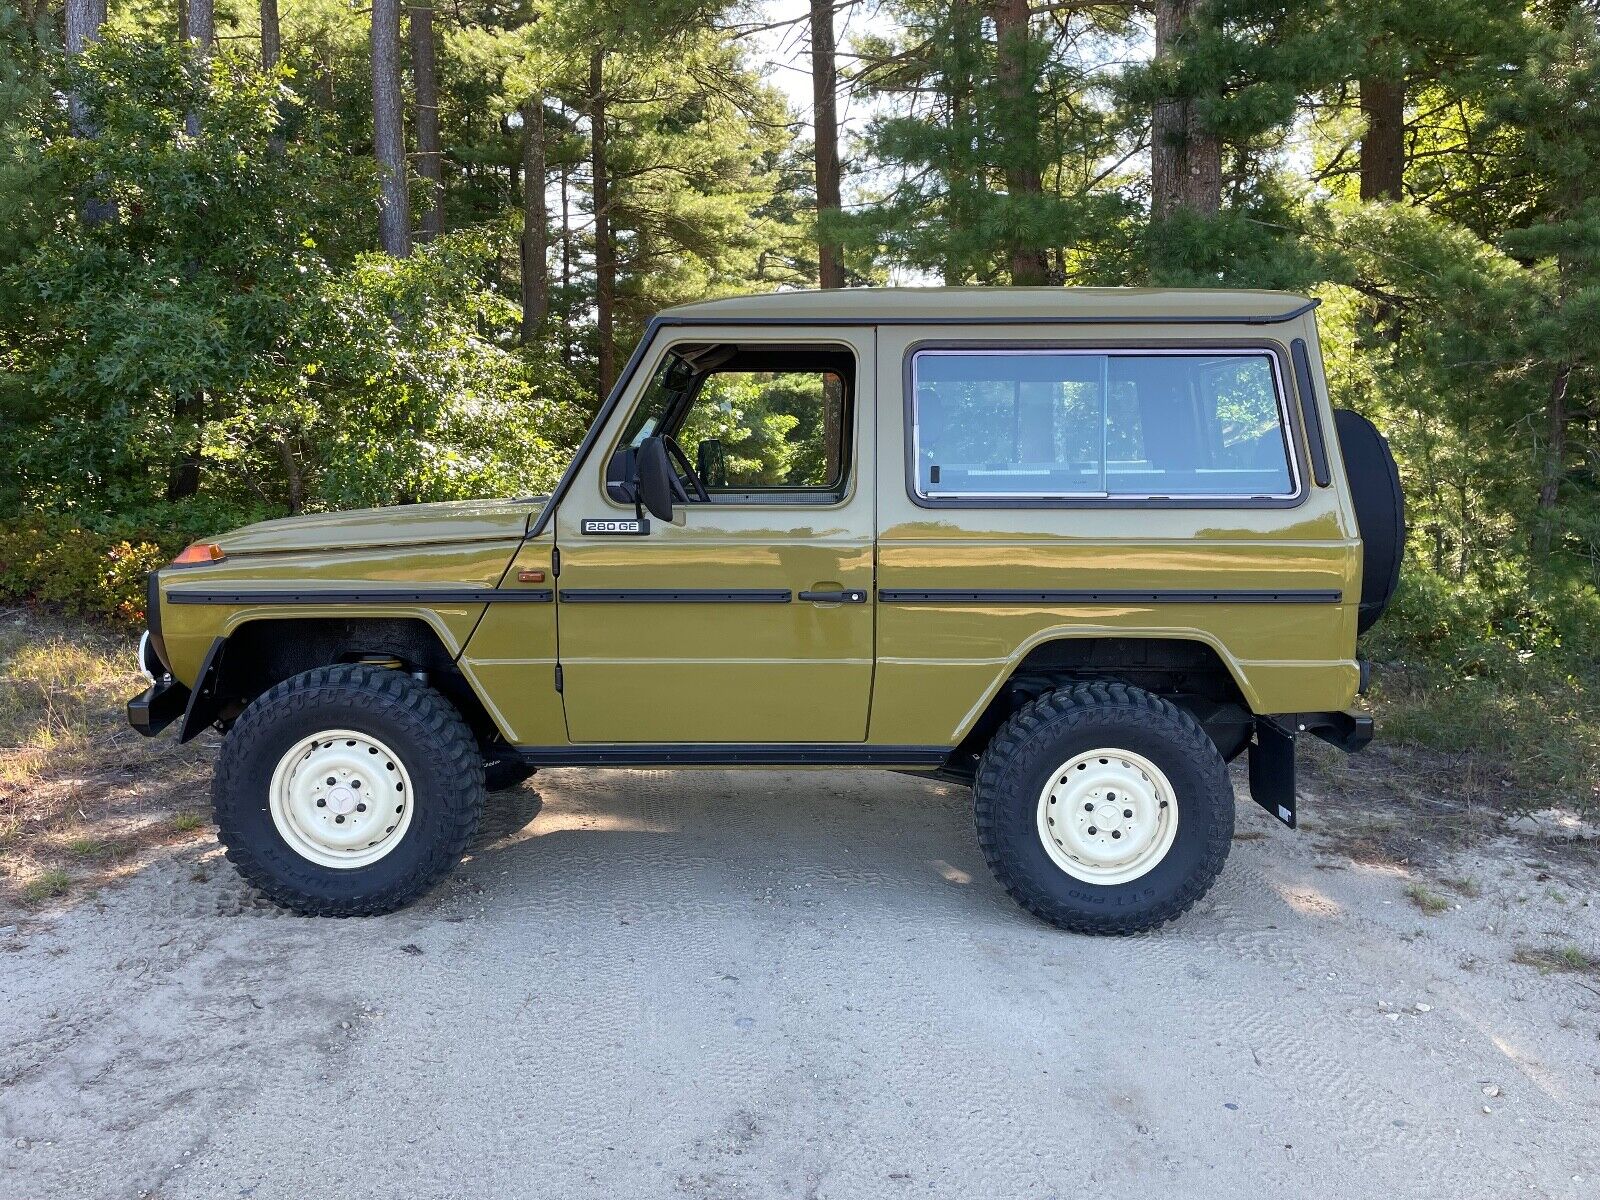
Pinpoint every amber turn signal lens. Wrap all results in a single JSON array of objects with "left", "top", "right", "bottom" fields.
[{"left": 172, "top": 542, "right": 225, "bottom": 566}]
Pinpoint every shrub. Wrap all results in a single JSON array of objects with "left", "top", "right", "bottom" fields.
[{"left": 0, "top": 518, "right": 177, "bottom": 626}]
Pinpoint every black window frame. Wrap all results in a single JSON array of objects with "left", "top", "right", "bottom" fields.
[{"left": 901, "top": 339, "right": 1311, "bottom": 511}]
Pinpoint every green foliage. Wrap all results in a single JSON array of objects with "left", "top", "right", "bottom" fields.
[{"left": 0, "top": 517, "right": 174, "bottom": 625}]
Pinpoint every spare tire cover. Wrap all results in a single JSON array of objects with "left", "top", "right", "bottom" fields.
[{"left": 1332, "top": 409, "right": 1405, "bottom": 634}]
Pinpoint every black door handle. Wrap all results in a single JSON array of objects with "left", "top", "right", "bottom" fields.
[{"left": 799, "top": 589, "right": 867, "bottom": 604}]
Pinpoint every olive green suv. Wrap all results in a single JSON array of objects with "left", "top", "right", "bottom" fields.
[{"left": 128, "top": 288, "right": 1403, "bottom": 933}]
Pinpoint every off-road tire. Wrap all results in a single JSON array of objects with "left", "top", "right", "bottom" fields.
[
  {"left": 974, "top": 683, "right": 1234, "bottom": 935},
  {"left": 483, "top": 760, "right": 538, "bottom": 793},
  {"left": 213, "top": 665, "right": 484, "bottom": 916}
]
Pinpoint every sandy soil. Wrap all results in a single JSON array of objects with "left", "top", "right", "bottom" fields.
[{"left": 1, "top": 766, "right": 1597, "bottom": 1200}]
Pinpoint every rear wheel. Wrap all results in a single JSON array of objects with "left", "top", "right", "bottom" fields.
[
  {"left": 974, "top": 682, "right": 1233, "bottom": 934},
  {"left": 213, "top": 665, "right": 484, "bottom": 916}
]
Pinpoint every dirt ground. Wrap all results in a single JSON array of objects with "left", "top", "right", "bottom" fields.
[{"left": 2, "top": 760, "right": 1597, "bottom": 1200}]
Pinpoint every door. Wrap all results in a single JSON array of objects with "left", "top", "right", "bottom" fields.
[{"left": 554, "top": 329, "right": 876, "bottom": 744}]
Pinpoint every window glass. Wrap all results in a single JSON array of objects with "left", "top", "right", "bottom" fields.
[
  {"left": 912, "top": 350, "right": 1294, "bottom": 500},
  {"left": 679, "top": 370, "right": 847, "bottom": 491}
]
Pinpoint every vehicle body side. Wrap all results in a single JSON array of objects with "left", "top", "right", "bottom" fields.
[{"left": 138, "top": 288, "right": 1366, "bottom": 773}]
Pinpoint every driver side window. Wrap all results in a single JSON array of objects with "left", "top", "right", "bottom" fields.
[{"left": 679, "top": 369, "right": 848, "bottom": 495}]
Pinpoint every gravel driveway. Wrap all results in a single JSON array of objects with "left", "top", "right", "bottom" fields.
[{"left": 2, "top": 768, "right": 1597, "bottom": 1199}]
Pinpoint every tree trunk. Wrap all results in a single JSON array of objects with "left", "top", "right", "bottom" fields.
[
  {"left": 410, "top": 4, "right": 445, "bottom": 242},
  {"left": 260, "top": 0, "right": 281, "bottom": 72},
  {"left": 1151, "top": 0, "right": 1221, "bottom": 218},
  {"left": 560, "top": 158, "right": 573, "bottom": 366},
  {"left": 371, "top": 0, "right": 411, "bottom": 256},
  {"left": 988, "top": 0, "right": 1049, "bottom": 284},
  {"left": 184, "top": 0, "right": 213, "bottom": 138},
  {"left": 520, "top": 95, "right": 549, "bottom": 344},
  {"left": 810, "top": 0, "right": 845, "bottom": 289},
  {"left": 1358, "top": 74, "right": 1405, "bottom": 202},
  {"left": 1534, "top": 362, "right": 1572, "bottom": 556},
  {"left": 64, "top": 0, "right": 106, "bottom": 138},
  {"left": 590, "top": 48, "right": 616, "bottom": 402},
  {"left": 166, "top": 0, "right": 215, "bottom": 500}
]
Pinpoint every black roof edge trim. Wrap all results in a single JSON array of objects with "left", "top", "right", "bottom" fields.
[
  {"left": 653, "top": 298, "right": 1319, "bottom": 329},
  {"left": 166, "top": 588, "right": 552, "bottom": 605},
  {"left": 513, "top": 744, "right": 950, "bottom": 767}
]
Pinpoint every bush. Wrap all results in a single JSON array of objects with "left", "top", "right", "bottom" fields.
[{"left": 0, "top": 518, "right": 177, "bottom": 626}]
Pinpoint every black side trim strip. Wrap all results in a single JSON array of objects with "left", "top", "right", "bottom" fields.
[
  {"left": 514, "top": 744, "right": 950, "bottom": 767},
  {"left": 167, "top": 588, "right": 552, "bottom": 605},
  {"left": 1292, "top": 338, "right": 1332, "bottom": 487},
  {"left": 558, "top": 589, "right": 792, "bottom": 604},
  {"left": 878, "top": 588, "right": 1342, "bottom": 605}
]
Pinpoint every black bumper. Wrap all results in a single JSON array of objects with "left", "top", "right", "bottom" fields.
[{"left": 127, "top": 677, "right": 190, "bottom": 738}]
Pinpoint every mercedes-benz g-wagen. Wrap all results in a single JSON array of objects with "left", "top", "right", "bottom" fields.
[{"left": 128, "top": 288, "right": 1404, "bottom": 934}]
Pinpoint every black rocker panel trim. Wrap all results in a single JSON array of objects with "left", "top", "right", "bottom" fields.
[
  {"left": 877, "top": 588, "right": 1343, "bottom": 605},
  {"left": 166, "top": 588, "right": 553, "bottom": 605},
  {"left": 557, "top": 589, "right": 793, "bottom": 604},
  {"left": 514, "top": 743, "right": 950, "bottom": 767}
]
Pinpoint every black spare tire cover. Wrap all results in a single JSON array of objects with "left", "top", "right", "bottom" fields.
[{"left": 1333, "top": 409, "right": 1405, "bottom": 634}]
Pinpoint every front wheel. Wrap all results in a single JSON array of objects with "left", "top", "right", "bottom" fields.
[
  {"left": 974, "top": 683, "right": 1234, "bottom": 934},
  {"left": 213, "top": 665, "right": 485, "bottom": 916}
]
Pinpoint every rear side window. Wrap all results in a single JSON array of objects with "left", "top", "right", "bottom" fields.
[{"left": 910, "top": 349, "right": 1297, "bottom": 502}]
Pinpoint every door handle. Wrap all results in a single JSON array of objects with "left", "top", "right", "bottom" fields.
[{"left": 799, "top": 589, "right": 867, "bottom": 604}]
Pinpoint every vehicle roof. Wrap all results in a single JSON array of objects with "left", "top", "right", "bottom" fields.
[{"left": 658, "top": 287, "right": 1314, "bottom": 325}]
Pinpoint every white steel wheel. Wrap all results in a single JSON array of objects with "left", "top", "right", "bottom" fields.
[
  {"left": 1036, "top": 746, "right": 1179, "bottom": 885},
  {"left": 268, "top": 728, "right": 415, "bottom": 869}
]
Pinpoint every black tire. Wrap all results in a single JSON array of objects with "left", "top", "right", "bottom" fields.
[
  {"left": 1333, "top": 408, "right": 1406, "bottom": 634},
  {"left": 213, "top": 665, "right": 484, "bottom": 916},
  {"left": 974, "top": 682, "right": 1234, "bottom": 935},
  {"left": 483, "top": 760, "right": 538, "bottom": 793}
]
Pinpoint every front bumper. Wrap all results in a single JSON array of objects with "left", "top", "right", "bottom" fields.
[{"left": 127, "top": 676, "right": 190, "bottom": 737}]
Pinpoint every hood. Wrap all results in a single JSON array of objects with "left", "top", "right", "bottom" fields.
[{"left": 216, "top": 497, "right": 549, "bottom": 555}]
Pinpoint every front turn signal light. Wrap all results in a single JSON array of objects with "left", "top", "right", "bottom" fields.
[{"left": 172, "top": 542, "right": 225, "bottom": 566}]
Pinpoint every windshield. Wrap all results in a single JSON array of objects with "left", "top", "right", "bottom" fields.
[{"left": 619, "top": 351, "right": 696, "bottom": 448}]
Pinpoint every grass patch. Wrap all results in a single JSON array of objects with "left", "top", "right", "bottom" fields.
[
  {"left": 1513, "top": 944, "right": 1600, "bottom": 975},
  {"left": 172, "top": 810, "right": 207, "bottom": 833},
  {"left": 1439, "top": 876, "right": 1481, "bottom": 898},
  {"left": 1363, "top": 572, "right": 1600, "bottom": 819},
  {"left": 0, "top": 609, "right": 213, "bottom": 907},
  {"left": 1405, "top": 883, "right": 1451, "bottom": 914},
  {"left": 21, "top": 869, "right": 71, "bottom": 903}
]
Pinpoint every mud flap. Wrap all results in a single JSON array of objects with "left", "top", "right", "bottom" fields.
[{"left": 1248, "top": 718, "right": 1297, "bottom": 828}]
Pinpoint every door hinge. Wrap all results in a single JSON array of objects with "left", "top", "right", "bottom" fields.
[
  {"left": 554, "top": 663, "right": 563, "bottom": 693},
  {"left": 551, "top": 546, "right": 561, "bottom": 576}
]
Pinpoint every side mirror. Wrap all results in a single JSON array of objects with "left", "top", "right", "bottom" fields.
[
  {"left": 635, "top": 435, "right": 676, "bottom": 522},
  {"left": 696, "top": 438, "right": 727, "bottom": 489}
]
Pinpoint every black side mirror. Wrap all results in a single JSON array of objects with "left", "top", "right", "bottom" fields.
[
  {"left": 635, "top": 435, "right": 677, "bottom": 522},
  {"left": 696, "top": 438, "right": 727, "bottom": 489}
]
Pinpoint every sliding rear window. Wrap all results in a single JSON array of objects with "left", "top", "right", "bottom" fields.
[{"left": 910, "top": 349, "right": 1299, "bottom": 502}]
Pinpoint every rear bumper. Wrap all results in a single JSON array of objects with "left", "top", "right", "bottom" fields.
[
  {"left": 1292, "top": 709, "right": 1375, "bottom": 754},
  {"left": 127, "top": 677, "right": 191, "bottom": 738}
]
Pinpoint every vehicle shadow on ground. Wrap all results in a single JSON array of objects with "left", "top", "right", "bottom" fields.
[{"left": 451, "top": 767, "right": 1034, "bottom": 928}]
